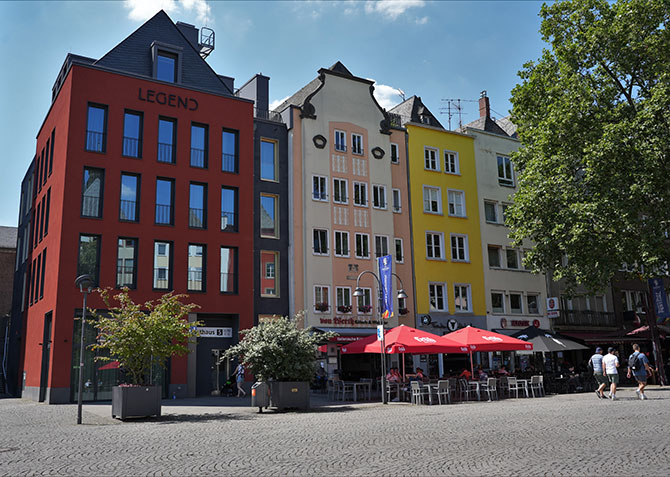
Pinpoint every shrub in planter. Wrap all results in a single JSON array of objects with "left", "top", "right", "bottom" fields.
[
  {"left": 359, "top": 305, "right": 372, "bottom": 313},
  {"left": 337, "top": 305, "right": 352, "bottom": 314},
  {"left": 315, "top": 302, "right": 330, "bottom": 312},
  {"left": 90, "top": 288, "right": 201, "bottom": 419},
  {"left": 399, "top": 308, "right": 409, "bottom": 315}
]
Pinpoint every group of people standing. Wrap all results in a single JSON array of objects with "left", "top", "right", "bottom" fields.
[{"left": 589, "top": 344, "right": 652, "bottom": 400}]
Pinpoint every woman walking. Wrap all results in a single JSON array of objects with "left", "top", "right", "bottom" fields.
[{"left": 234, "top": 360, "right": 246, "bottom": 397}]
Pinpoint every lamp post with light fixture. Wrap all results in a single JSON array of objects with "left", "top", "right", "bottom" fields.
[{"left": 74, "top": 274, "right": 94, "bottom": 425}]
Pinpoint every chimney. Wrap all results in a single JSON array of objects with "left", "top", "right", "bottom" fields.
[
  {"left": 176, "top": 21, "right": 199, "bottom": 49},
  {"left": 479, "top": 90, "right": 490, "bottom": 119},
  {"left": 237, "top": 74, "right": 269, "bottom": 112}
]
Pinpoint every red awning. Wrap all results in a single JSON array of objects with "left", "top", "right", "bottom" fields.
[
  {"left": 317, "top": 335, "right": 367, "bottom": 353},
  {"left": 98, "top": 361, "right": 120, "bottom": 370},
  {"left": 439, "top": 326, "right": 533, "bottom": 352},
  {"left": 341, "top": 325, "right": 468, "bottom": 354}
]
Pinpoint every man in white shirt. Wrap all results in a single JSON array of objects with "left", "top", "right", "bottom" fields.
[{"left": 602, "top": 347, "right": 620, "bottom": 400}]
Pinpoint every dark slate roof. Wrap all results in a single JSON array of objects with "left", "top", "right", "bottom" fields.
[
  {"left": 0, "top": 226, "right": 18, "bottom": 249},
  {"left": 460, "top": 115, "right": 510, "bottom": 137},
  {"left": 328, "top": 61, "right": 353, "bottom": 77},
  {"left": 94, "top": 10, "right": 232, "bottom": 95},
  {"left": 389, "top": 96, "right": 444, "bottom": 129}
]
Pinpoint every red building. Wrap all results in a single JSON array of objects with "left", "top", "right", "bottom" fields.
[{"left": 9, "top": 11, "right": 254, "bottom": 402}]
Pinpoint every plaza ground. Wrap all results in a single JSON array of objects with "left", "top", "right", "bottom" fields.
[{"left": 1, "top": 386, "right": 670, "bottom": 476}]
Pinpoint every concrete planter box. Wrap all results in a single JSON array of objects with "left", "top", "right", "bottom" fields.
[
  {"left": 268, "top": 381, "right": 310, "bottom": 410},
  {"left": 112, "top": 385, "right": 162, "bottom": 420}
]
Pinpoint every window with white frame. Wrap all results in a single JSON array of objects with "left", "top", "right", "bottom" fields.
[
  {"left": 395, "top": 238, "right": 403, "bottom": 263},
  {"left": 390, "top": 143, "right": 399, "bottom": 164},
  {"left": 355, "top": 233, "right": 370, "bottom": 259},
  {"left": 451, "top": 234, "right": 469, "bottom": 261},
  {"left": 426, "top": 232, "right": 444, "bottom": 259},
  {"left": 447, "top": 190, "right": 465, "bottom": 217},
  {"left": 353, "top": 182, "right": 368, "bottom": 206},
  {"left": 527, "top": 294, "right": 540, "bottom": 314},
  {"left": 491, "top": 291, "right": 505, "bottom": 313},
  {"left": 488, "top": 246, "right": 501, "bottom": 268},
  {"left": 392, "top": 188, "right": 401, "bottom": 213},
  {"left": 333, "top": 178, "right": 348, "bottom": 204},
  {"left": 454, "top": 284, "right": 471, "bottom": 312},
  {"left": 506, "top": 249, "right": 519, "bottom": 269},
  {"left": 336, "top": 287, "right": 352, "bottom": 313},
  {"left": 314, "top": 285, "right": 330, "bottom": 312},
  {"left": 351, "top": 133, "right": 363, "bottom": 155},
  {"left": 357, "top": 287, "right": 372, "bottom": 313},
  {"left": 334, "top": 130, "right": 346, "bottom": 152},
  {"left": 423, "top": 186, "right": 441, "bottom": 214},
  {"left": 374, "top": 235, "right": 389, "bottom": 258},
  {"left": 622, "top": 290, "right": 645, "bottom": 313},
  {"left": 484, "top": 201, "right": 498, "bottom": 223},
  {"left": 424, "top": 147, "right": 439, "bottom": 171},
  {"left": 444, "top": 150, "right": 459, "bottom": 174},
  {"left": 429, "top": 283, "right": 447, "bottom": 311},
  {"left": 313, "top": 229, "right": 329, "bottom": 255},
  {"left": 334, "top": 230, "right": 350, "bottom": 257},
  {"left": 509, "top": 293, "right": 523, "bottom": 314},
  {"left": 497, "top": 155, "right": 514, "bottom": 186},
  {"left": 312, "top": 175, "right": 327, "bottom": 201},
  {"left": 372, "top": 185, "right": 386, "bottom": 209}
]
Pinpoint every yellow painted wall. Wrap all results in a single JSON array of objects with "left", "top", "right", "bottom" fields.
[{"left": 406, "top": 123, "right": 486, "bottom": 317}]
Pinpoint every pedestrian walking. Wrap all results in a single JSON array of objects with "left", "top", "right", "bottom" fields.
[
  {"left": 602, "top": 347, "right": 620, "bottom": 400},
  {"left": 588, "top": 347, "right": 607, "bottom": 399},
  {"left": 627, "top": 343, "right": 652, "bottom": 400},
  {"left": 234, "top": 360, "right": 246, "bottom": 397}
]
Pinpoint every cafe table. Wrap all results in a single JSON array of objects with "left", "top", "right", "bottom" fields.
[{"left": 352, "top": 381, "right": 372, "bottom": 401}]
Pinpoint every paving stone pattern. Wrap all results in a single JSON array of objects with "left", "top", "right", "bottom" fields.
[{"left": 1, "top": 387, "right": 670, "bottom": 476}]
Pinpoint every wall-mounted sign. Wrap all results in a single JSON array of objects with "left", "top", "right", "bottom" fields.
[
  {"left": 197, "top": 327, "right": 232, "bottom": 338},
  {"left": 446, "top": 319, "right": 458, "bottom": 331},
  {"left": 138, "top": 88, "right": 198, "bottom": 111},
  {"left": 547, "top": 297, "right": 560, "bottom": 318}
]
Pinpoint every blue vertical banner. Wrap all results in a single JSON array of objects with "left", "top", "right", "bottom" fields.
[
  {"left": 378, "top": 255, "right": 394, "bottom": 320},
  {"left": 648, "top": 278, "right": 670, "bottom": 325}
]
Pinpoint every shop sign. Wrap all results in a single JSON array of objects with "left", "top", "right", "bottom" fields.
[
  {"left": 197, "top": 327, "right": 232, "bottom": 338},
  {"left": 446, "top": 319, "right": 458, "bottom": 331},
  {"left": 319, "top": 317, "right": 377, "bottom": 326},
  {"left": 547, "top": 297, "right": 560, "bottom": 318}
]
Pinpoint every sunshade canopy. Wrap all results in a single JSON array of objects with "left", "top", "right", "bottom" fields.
[
  {"left": 440, "top": 326, "right": 533, "bottom": 352},
  {"left": 341, "top": 325, "right": 469, "bottom": 354},
  {"left": 511, "top": 326, "right": 587, "bottom": 352}
]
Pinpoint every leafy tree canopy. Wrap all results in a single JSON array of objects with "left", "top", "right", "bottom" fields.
[{"left": 509, "top": 0, "right": 670, "bottom": 292}]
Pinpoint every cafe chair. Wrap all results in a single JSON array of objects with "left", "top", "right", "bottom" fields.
[
  {"left": 506, "top": 376, "right": 525, "bottom": 399},
  {"left": 482, "top": 377, "right": 499, "bottom": 401},
  {"left": 436, "top": 380, "right": 451, "bottom": 404},
  {"left": 410, "top": 381, "right": 429, "bottom": 405},
  {"left": 530, "top": 375, "right": 544, "bottom": 398},
  {"left": 340, "top": 381, "right": 354, "bottom": 401},
  {"left": 458, "top": 378, "right": 476, "bottom": 402}
]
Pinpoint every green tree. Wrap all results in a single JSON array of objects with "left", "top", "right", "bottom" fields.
[
  {"left": 508, "top": 0, "right": 670, "bottom": 291},
  {"left": 90, "top": 288, "right": 201, "bottom": 385}
]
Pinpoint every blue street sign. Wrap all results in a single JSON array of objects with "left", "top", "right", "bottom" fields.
[
  {"left": 378, "top": 255, "right": 394, "bottom": 319},
  {"left": 649, "top": 278, "right": 670, "bottom": 325}
]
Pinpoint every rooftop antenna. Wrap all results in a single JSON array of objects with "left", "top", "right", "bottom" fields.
[{"left": 440, "top": 98, "right": 477, "bottom": 130}]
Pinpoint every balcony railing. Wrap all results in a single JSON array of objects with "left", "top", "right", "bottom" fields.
[
  {"left": 153, "top": 268, "right": 170, "bottom": 290},
  {"left": 221, "top": 211, "right": 237, "bottom": 231},
  {"left": 157, "top": 142, "right": 175, "bottom": 163},
  {"left": 155, "top": 204, "right": 172, "bottom": 225},
  {"left": 190, "top": 147, "right": 206, "bottom": 168},
  {"left": 116, "top": 266, "right": 135, "bottom": 288},
  {"left": 81, "top": 195, "right": 101, "bottom": 217},
  {"left": 222, "top": 153, "right": 237, "bottom": 173},
  {"left": 119, "top": 200, "right": 137, "bottom": 221},
  {"left": 220, "top": 272, "right": 237, "bottom": 293},
  {"left": 254, "top": 108, "right": 284, "bottom": 123},
  {"left": 189, "top": 207, "right": 205, "bottom": 228},
  {"left": 85, "top": 130, "right": 105, "bottom": 152},
  {"left": 122, "top": 137, "right": 141, "bottom": 157},
  {"left": 334, "top": 144, "right": 347, "bottom": 153},
  {"left": 553, "top": 310, "right": 617, "bottom": 327}
]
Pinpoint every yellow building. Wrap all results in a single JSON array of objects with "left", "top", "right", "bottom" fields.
[{"left": 390, "top": 97, "right": 486, "bottom": 334}]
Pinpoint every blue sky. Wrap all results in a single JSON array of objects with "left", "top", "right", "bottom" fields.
[{"left": 0, "top": 0, "right": 547, "bottom": 227}]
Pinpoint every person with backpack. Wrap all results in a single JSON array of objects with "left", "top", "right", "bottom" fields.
[
  {"left": 627, "top": 343, "right": 652, "bottom": 400},
  {"left": 602, "top": 347, "right": 620, "bottom": 400},
  {"left": 588, "top": 347, "right": 607, "bottom": 399}
]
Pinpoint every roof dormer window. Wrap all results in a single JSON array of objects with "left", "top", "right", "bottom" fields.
[{"left": 151, "top": 41, "right": 182, "bottom": 84}]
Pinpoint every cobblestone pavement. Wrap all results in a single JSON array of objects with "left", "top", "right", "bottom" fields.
[{"left": 2, "top": 386, "right": 670, "bottom": 476}]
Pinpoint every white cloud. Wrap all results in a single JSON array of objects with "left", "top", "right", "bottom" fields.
[
  {"left": 364, "top": 0, "right": 426, "bottom": 21},
  {"left": 124, "top": 0, "right": 212, "bottom": 24},
  {"left": 371, "top": 82, "right": 405, "bottom": 110},
  {"left": 269, "top": 96, "right": 290, "bottom": 111},
  {"left": 415, "top": 16, "right": 428, "bottom": 25}
]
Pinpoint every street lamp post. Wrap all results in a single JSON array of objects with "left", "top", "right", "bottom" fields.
[
  {"left": 74, "top": 274, "right": 94, "bottom": 425},
  {"left": 353, "top": 271, "right": 408, "bottom": 404}
]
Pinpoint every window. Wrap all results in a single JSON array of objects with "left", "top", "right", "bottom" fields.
[
  {"left": 221, "top": 187, "right": 238, "bottom": 232},
  {"left": 334, "top": 130, "right": 346, "bottom": 152},
  {"left": 157, "top": 118, "right": 176, "bottom": 163},
  {"left": 116, "top": 238, "right": 137, "bottom": 288},
  {"left": 156, "top": 51, "right": 177, "bottom": 82},
  {"left": 313, "top": 229, "right": 329, "bottom": 255},
  {"left": 312, "top": 175, "right": 327, "bottom": 201},
  {"left": 78, "top": 234, "right": 100, "bottom": 286},
  {"left": 188, "top": 244, "right": 205, "bottom": 292},
  {"left": 261, "top": 251, "right": 279, "bottom": 297},
  {"left": 35, "top": 254, "right": 41, "bottom": 303},
  {"left": 85, "top": 104, "right": 107, "bottom": 152},
  {"left": 260, "top": 139, "right": 277, "bottom": 181},
  {"left": 506, "top": 249, "right": 519, "bottom": 269},
  {"left": 429, "top": 283, "right": 447, "bottom": 311},
  {"left": 153, "top": 241, "right": 172, "bottom": 290},
  {"left": 424, "top": 147, "right": 439, "bottom": 171},
  {"left": 353, "top": 182, "right": 368, "bottom": 206},
  {"left": 497, "top": 155, "right": 514, "bottom": 186},
  {"left": 447, "top": 190, "right": 465, "bottom": 217},
  {"left": 426, "top": 232, "right": 444, "bottom": 260},
  {"left": 395, "top": 238, "right": 403, "bottom": 263},
  {"left": 510, "top": 293, "right": 523, "bottom": 314},
  {"left": 314, "top": 285, "right": 330, "bottom": 313},
  {"left": 48, "top": 128, "right": 55, "bottom": 176},
  {"left": 488, "top": 246, "right": 501, "bottom": 268},
  {"left": 155, "top": 178, "right": 174, "bottom": 225},
  {"left": 189, "top": 183, "right": 207, "bottom": 229},
  {"left": 484, "top": 201, "right": 498, "bottom": 223},
  {"left": 375, "top": 235, "right": 389, "bottom": 258},
  {"left": 222, "top": 129, "right": 238, "bottom": 173},
  {"left": 351, "top": 133, "right": 363, "bottom": 155},
  {"left": 372, "top": 185, "right": 386, "bottom": 209},
  {"left": 356, "top": 287, "right": 372, "bottom": 314},
  {"left": 390, "top": 143, "right": 399, "bottom": 164},
  {"left": 260, "top": 194, "right": 278, "bottom": 238},
  {"left": 81, "top": 167, "right": 104, "bottom": 218},
  {"left": 333, "top": 178, "right": 348, "bottom": 204},
  {"left": 444, "top": 150, "right": 459, "bottom": 174},
  {"left": 122, "top": 111, "right": 143, "bottom": 158},
  {"left": 423, "top": 186, "right": 441, "bottom": 214},
  {"left": 451, "top": 234, "right": 469, "bottom": 261},
  {"left": 355, "top": 233, "right": 370, "bottom": 259},
  {"left": 336, "top": 287, "right": 352, "bottom": 313},
  {"left": 39, "top": 197, "right": 45, "bottom": 241},
  {"left": 44, "top": 189, "right": 50, "bottom": 236},
  {"left": 220, "top": 246, "right": 238, "bottom": 293},
  {"left": 527, "top": 295, "right": 539, "bottom": 314},
  {"left": 491, "top": 292, "right": 504, "bottom": 313},
  {"left": 190, "top": 123, "right": 208, "bottom": 168},
  {"left": 392, "top": 189, "right": 401, "bottom": 213},
  {"left": 334, "top": 231, "right": 350, "bottom": 257},
  {"left": 39, "top": 249, "right": 46, "bottom": 300},
  {"left": 120, "top": 173, "right": 140, "bottom": 222},
  {"left": 454, "top": 284, "right": 471, "bottom": 312}
]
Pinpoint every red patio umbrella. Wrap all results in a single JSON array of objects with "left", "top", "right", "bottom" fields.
[
  {"left": 341, "top": 325, "right": 468, "bottom": 355},
  {"left": 98, "top": 360, "right": 120, "bottom": 370}
]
